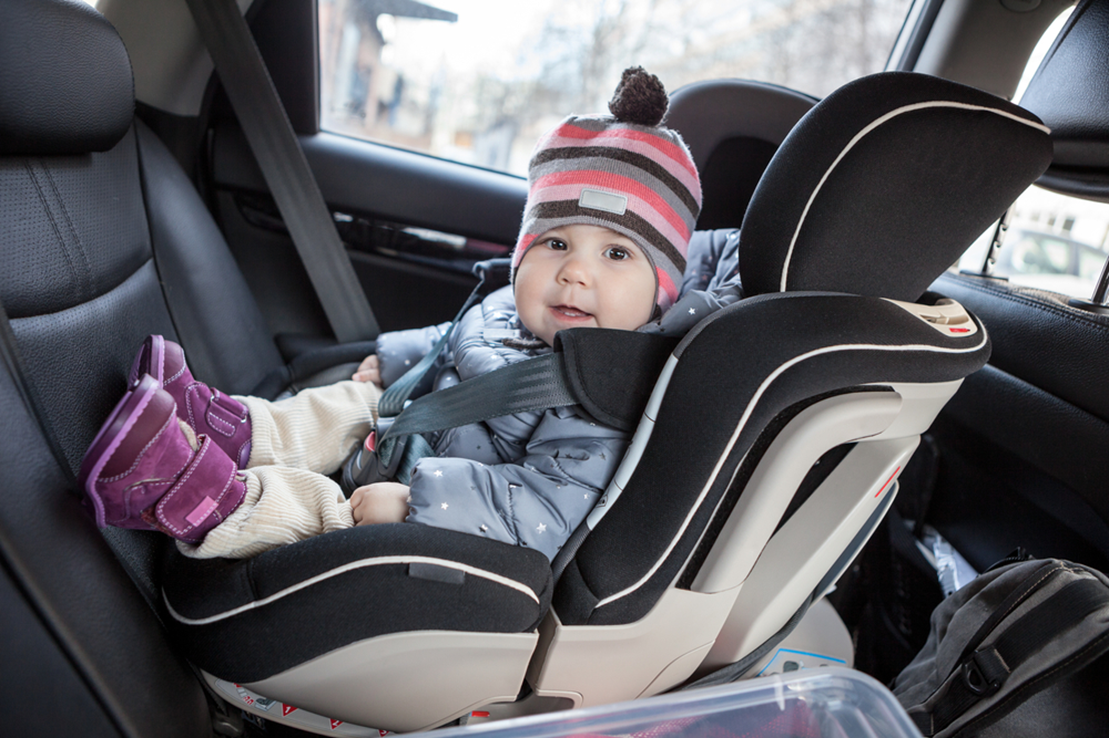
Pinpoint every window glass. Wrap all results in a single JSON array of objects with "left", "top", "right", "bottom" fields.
[
  {"left": 959, "top": 186, "right": 1109, "bottom": 300},
  {"left": 319, "top": 0, "right": 910, "bottom": 176},
  {"left": 1078, "top": 244, "right": 1107, "bottom": 282}
]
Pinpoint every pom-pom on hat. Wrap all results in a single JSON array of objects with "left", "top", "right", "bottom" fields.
[{"left": 512, "top": 67, "right": 702, "bottom": 314}]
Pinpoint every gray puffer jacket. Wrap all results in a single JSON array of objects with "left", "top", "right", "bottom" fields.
[
  {"left": 373, "top": 286, "right": 628, "bottom": 561},
  {"left": 372, "top": 229, "right": 744, "bottom": 560}
]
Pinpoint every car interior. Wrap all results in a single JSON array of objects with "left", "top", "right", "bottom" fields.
[{"left": 2, "top": 0, "right": 1108, "bottom": 737}]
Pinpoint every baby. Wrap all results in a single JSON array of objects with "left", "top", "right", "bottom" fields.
[{"left": 79, "top": 67, "right": 702, "bottom": 561}]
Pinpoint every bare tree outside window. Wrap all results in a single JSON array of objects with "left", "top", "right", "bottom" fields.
[{"left": 319, "top": 0, "right": 909, "bottom": 176}]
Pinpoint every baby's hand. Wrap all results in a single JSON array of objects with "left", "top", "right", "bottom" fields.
[
  {"left": 350, "top": 482, "right": 410, "bottom": 525},
  {"left": 352, "top": 354, "right": 383, "bottom": 387}
]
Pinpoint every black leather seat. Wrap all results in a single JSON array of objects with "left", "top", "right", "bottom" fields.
[{"left": 1, "top": 1, "right": 553, "bottom": 730}]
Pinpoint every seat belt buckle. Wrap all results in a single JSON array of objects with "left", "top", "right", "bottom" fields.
[
  {"left": 341, "top": 417, "right": 406, "bottom": 494},
  {"left": 364, "top": 414, "right": 395, "bottom": 453}
]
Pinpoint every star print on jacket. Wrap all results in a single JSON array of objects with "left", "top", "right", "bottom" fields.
[{"left": 401, "top": 375, "right": 629, "bottom": 560}]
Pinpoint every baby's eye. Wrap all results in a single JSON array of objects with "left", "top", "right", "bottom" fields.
[
  {"left": 604, "top": 246, "right": 631, "bottom": 261},
  {"left": 545, "top": 238, "right": 568, "bottom": 251}
]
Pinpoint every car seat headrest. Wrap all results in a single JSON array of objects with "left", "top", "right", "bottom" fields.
[
  {"left": 0, "top": 0, "right": 134, "bottom": 156},
  {"left": 1019, "top": 0, "right": 1109, "bottom": 201},
  {"left": 737, "top": 71, "right": 1054, "bottom": 302},
  {"left": 666, "top": 79, "right": 817, "bottom": 230}
]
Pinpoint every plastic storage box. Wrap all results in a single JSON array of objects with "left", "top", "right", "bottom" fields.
[{"left": 436, "top": 668, "right": 921, "bottom": 738}]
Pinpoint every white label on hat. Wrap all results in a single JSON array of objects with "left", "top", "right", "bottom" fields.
[{"left": 579, "top": 188, "right": 628, "bottom": 215}]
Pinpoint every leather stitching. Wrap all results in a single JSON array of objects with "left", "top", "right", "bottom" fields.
[{"left": 940, "top": 275, "right": 1109, "bottom": 334}]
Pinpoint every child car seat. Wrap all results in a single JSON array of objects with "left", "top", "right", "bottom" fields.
[
  {"left": 159, "top": 73, "right": 1050, "bottom": 729},
  {"left": 0, "top": 1, "right": 1052, "bottom": 735},
  {"left": 525, "top": 72, "right": 1052, "bottom": 707}
]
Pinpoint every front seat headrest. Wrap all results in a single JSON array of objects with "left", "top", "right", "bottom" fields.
[
  {"left": 0, "top": 0, "right": 134, "bottom": 156},
  {"left": 1019, "top": 0, "right": 1109, "bottom": 200},
  {"left": 738, "top": 71, "right": 1053, "bottom": 302}
]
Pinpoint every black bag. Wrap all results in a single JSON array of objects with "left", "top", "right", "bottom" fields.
[{"left": 892, "top": 558, "right": 1109, "bottom": 737}]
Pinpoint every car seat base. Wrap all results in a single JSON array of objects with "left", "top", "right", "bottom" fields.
[{"left": 211, "top": 629, "right": 538, "bottom": 734}]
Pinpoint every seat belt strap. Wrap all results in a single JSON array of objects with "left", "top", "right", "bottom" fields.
[
  {"left": 184, "top": 0, "right": 379, "bottom": 342},
  {"left": 376, "top": 258, "right": 511, "bottom": 417},
  {"left": 382, "top": 352, "right": 577, "bottom": 447},
  {"left": 342, "top": 352, "right": 579, "bottom": 492},
  {"left": 340, "top": 328, "right": 677, "bottom": 493}
]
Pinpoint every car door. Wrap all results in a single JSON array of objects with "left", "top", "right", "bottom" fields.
[{"left": 187, "top": 0, "right": 527, "bottom": 344}]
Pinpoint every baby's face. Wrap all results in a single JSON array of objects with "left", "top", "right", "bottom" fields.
[{"left": 515, "top": 224, "right": 657, "bottom": 346}]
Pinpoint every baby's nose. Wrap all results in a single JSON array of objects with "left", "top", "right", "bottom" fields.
[{"left": 558, "top": 257, "right": 592, "bottom": 284}]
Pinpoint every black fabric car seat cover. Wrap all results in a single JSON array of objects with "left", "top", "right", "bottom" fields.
[
  {"left": 551, "top": 72, "right": 1050, "bottom": 627},
  {"left": 163, "top": 525, "right": 553, "bottom": 682},
  {"left": 554, "top": 293, "right": 991, "bottom": 625},
  {"left": 739, "top": 72, "right": 1053, "bottom": 302}
]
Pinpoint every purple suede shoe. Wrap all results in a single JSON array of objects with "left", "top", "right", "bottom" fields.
[
  {"left": 78, "top": 374, "right": 247, "bottom": 544},
  {"left": 129, "top": 335, "right": 253, "bottom": 468}
]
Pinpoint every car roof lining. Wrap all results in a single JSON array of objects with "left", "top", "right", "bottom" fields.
[
  {"left": 908, "top": 0, "right": 1075, "bottom": 100},
  {"left": 97, "top": 0, "right": 257, "bottom": 117},
  {"left": 107, "top": 0, "right": 1075, "bottom": 121}
]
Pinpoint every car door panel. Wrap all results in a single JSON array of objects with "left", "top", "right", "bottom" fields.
[
  {"left": 209, "top": 123, "right": 527, "bottom": 336},
  {"left": 920, "top": 272, "right": 1109, "bottom": 571}
]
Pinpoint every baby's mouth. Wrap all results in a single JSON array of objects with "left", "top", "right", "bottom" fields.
[{"left": 551, "top": 305, "right": 593, "bottom": 319}]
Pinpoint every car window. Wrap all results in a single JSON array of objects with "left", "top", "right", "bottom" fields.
[
  {"left": 318, "top": 0, "right": 911, "bottom": 177},
  {"left": 1010, "top": 233, "right": 1070, "bottom": 276},
  {"left": 1078, "top": 243, "right": 1107, "bottom": 283}
]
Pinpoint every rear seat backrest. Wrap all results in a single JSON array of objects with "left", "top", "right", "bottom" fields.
[
  {"left": 1, "top": 2, "right": 283, "bottom": 477},
  {"left": 666, "top": 79, "right": 817, "bottom": 230},
  {"left": 0, "top": 1, "right": 214, "bottom": 733}
]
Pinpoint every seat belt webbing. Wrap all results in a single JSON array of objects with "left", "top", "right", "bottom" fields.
[
  {"left": 185, "top": 0, "right": 379, "bottom": 342},
  {"left": 375, "top": 262, "right": 499, "bottom": 418},
  {"left": 380, "top": 352, "right": 578, "bottom": 451}
]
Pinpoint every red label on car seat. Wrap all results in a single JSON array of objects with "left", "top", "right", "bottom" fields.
[
  {"left": 282, "top": 704, "right": 298, "bottom": 716},
  {"left": 331, "top": 719, "right": 344, "bottom": 730}
]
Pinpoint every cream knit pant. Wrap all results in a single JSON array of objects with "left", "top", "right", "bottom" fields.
[{"left": 180, "top": 380, "right": 381, "bottom": 559}]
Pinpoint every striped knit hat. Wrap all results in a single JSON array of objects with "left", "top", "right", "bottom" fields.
[{"left": 512, "top": 67, "right": 702, "bottom": 314}]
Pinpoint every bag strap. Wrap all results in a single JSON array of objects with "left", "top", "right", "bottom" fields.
[
  {"left": 184, "top": 0, "right": 379, "bottom": 343},
  {"left": 918, "top": 576, "right": 1109, "bottom": 736}
]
